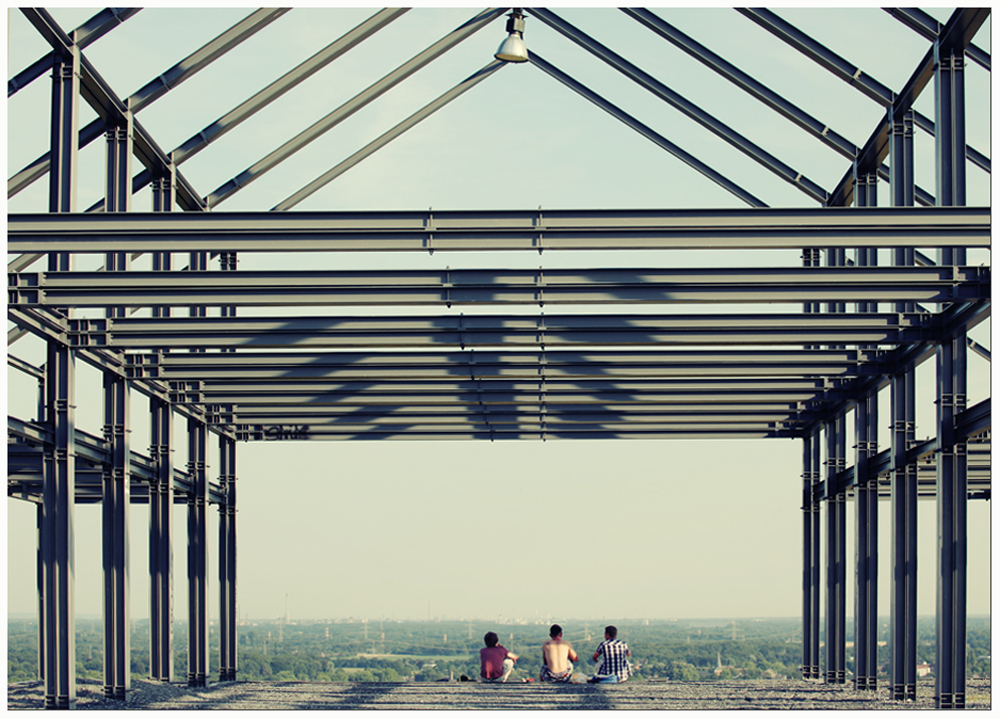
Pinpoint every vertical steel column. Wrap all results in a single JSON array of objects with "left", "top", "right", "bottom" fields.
[
  {"left": 220, "top": 252, "right": 238, "bottom": 353},
  {"left": 836, "top": 416, "right": 847, "bottom": 684},
  {"left": 801, "top": 435, "right": 811, "bottom": 680},
  {"left": 889, "top": 108, "right": 915, "bottom": 209},
  {"left": 218, "top": 435, "right": 238, "bottom": 681},
  {"left": 801, "top": 432, "right": 822, "bottom": 680},
  {"left": 824, "top": 417, "right": 846, "bottom": 684},
  {"left": 151, "top": 158, "right": 175, "bottom": 292},
  {"left": 42, "top": 342, "right": 77, "bottom": 709},
  {"left": 36, "top": 321, "right": 48, "bottom": 682},
  {"left": 934, "top": 40, "right": 968, "bottom": 710},
  {"left": 801, "top": 242, "right": 822, "bottom": 682},
  {"left": 48, "top": 46, "right": 78, "bottom": 220},
  {"left": 187, "top": 418, "right": 209, "bottom": 687},
  {"left": 36, "top": 504, "right": 46, "bottom": 681},
  {"left": 852, "top": 162, "right": 879, "bottom": 692},
  {"left": 809, "top": 434, "right": 821, "bottom": 680},
  {"left": 149, "top": 395, "right": 174, "bottom": 681},
  {"left": 41, "top": 43, "right": 80, "bottom": 711},
  {"left": 101, "top": 373, "right": 130, "bottom": 699},
  {"left": 823, "top": 234, "right": 847, "bottom": 686},
  {"left": 101, "top": 95, "right": 134, "bottom": 703},
  {"left": 853, "top": 393, "right": 879, "bottom": 690},
  {"left": 149, "top": 160, "right": 175, "bottom": 682},
  {"left": 801, "top": 247, "right": 822, "bottom": 350},
  {"left": 889, "top": 367, "right": 918, "bottom": 700},
  {"left": 889, "top": 100, "right": 918, "bottom": 702}
]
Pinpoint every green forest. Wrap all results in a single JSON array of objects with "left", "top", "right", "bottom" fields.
[{"left": 8, "top": 616, "right": 990, "bottom": 684}]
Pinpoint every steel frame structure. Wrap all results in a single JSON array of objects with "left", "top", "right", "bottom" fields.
[{"left": 6, "top": 6, "right": 990, "bottom": 710}]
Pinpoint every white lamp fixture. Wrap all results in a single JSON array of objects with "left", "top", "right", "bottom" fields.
[{"left": 495, "top": 8, "right": 528, "bottom": 63}]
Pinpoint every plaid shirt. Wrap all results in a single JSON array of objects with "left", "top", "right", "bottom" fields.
[{"left": 594, "top": 638, "right": 631, "bottom": 681}]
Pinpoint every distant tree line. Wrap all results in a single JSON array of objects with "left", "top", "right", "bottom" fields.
[{"left": 7, "top": 617, "right": 990, "bottom": 684}]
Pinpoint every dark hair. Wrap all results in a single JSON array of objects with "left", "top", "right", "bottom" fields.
[
  {"left": 605, "top": 625, "right": 618, "bottom": 639},
  {"left": 550, "top": 624, "right": 562, "bottom": 638},
  {"left": 484, "top": 631, "right": 499, "bottom": 647}
]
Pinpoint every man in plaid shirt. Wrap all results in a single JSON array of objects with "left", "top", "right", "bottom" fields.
[{"left": 589, "top": 625, "right": 632, "bottom": 683}]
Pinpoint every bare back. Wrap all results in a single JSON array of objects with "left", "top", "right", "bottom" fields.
[{"left": 542, "top": 638, "right": 578, "bottom": 674}]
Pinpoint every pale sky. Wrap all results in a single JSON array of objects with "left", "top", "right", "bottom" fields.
[{"left": 6, "top": 6, "right": 992, "bottom": 623}]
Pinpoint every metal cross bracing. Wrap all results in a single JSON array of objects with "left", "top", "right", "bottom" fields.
[{"left": 5, "top": 6, "right": 989, "bottom": 710}]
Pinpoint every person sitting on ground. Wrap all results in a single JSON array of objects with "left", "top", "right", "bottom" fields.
[
  {"left": 480, "top": 631, "right": 519, "bottom": 683},
  {"left": 589, "top": 625, "right": 632, "bottom": 683},
  {"left": 539, "top": 624, "right": 578, "bottom": 682}
]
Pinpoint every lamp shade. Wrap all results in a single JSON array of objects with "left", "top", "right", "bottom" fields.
[{"left": 495, "top": 33, "right": 528, "bottom": 62}]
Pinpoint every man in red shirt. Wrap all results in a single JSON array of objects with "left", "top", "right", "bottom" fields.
[{"left": 480, "top": 631, "right": 519, "bottom": 682}]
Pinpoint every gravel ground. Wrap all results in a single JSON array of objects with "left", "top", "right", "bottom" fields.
[{"left": 8, "top": 677, "right": 991, "bottom": 710}]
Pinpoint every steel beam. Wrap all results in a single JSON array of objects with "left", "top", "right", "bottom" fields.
[
  {"left": 736, "top": 8, "right": 892, "bottom": 105},
  {"left": 216, "top": 410, "right": 808, "bottom": 426},
  {"left": 205, "top": 8, "right": 505, "bottom": 208},
  {"left": 277, "top": 59, "right": 506, "bottom": 210},
  {"left": 624, "top": 8, "right": 857, "bottom": 162},
  {"left": 234, "top": 426, "right": 797, "bottom": 441},
  {"left": 139, "top": 348, "right": 866, "bottom": 371},
  {"left": 528, "top": 53, "right": 765, "bottom": 208},
  {"left": 186, "top": 418, "right": 209, "bottom": 687},
  {"left": 530, "top": 9, "right": 825, "bottom": 204},
  {"left": 9, "top": 206, "right": 989, "bottom": 253},
  {"left": 148, "top": 397, "right": 173, "bottom": 682},
  {"left": 65, "top": 311, "right": 941, "bottom": 351},
  {"left": 11, "top": 265, "right": 986, "bottom": 308},
  {"left": 166, "top": 8, "right": 407, "bottom": 169},
  {"left": 128, "top": 9, "right": 290, "bottom": 114}
]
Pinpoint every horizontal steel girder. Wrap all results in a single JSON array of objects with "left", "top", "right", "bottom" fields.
[
  {"left": 10, "top": 266, "right": 988, "bottom": 307},
  {"left": 234, "top": 427, "right": 798, "bottom": 441},
  {"left": 201, "top": 403, "right": 808, "bottom": 417},
  {"left": 7, "top": 206, "right": 989, "bottom": 252},
  {"left": 233, "top": 413, "right": 807, "bottom": 427},
  {"left": 166, "top": 377, "right": 841, "bottom": 406},
  {"left": 172, "top": 388, "right": 837, "bottom": 407},
  {"left": 131, "top": 349, "right": 877, "bottom": 383},
  {"left": 68, "top": 312, "right": 940, "bottom": 350}
]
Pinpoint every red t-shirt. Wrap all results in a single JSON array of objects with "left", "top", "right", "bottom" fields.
[{"left": 480, "top": 645, "right": 510, "bottom": 679}]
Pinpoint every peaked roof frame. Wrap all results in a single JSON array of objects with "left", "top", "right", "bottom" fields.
[{"left": 5, "top": 6, "right": 991, "bottom": 709}]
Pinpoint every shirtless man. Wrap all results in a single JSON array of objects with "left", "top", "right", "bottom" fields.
[{"left": 539, "top": 624, "right": 578, "bottom": 682}]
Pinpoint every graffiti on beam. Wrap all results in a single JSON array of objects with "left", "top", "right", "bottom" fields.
[{"left": 263, "top": 425, "right": 311, "bottom": 441}]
